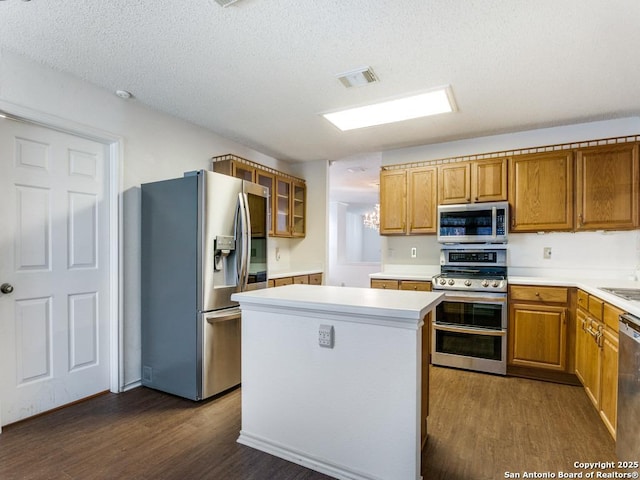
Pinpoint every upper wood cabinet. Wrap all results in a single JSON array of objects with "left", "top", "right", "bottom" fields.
[
  {"left": 292, "top": 179, "right": 306, "bottom": 237},
  {"left": 256, "top": 170, "right": 275, "bottom": 236},
  {"left": 509, "top": 151, "right": 574, "bottom": 232},
  {"left": 274, "top": 176, "right": 292, "bottom": 237},
  {"left": 438, "top": 158, "right": 507, "bottom": 204},
  {"left": 408, "top": 167, "right": 438, "bottom": 234},
  {"left": 379, "top": 169, "right": 407, "bottom": 234},
  {"left": 438, "top": 162, "right": 470, "bottom": 204},
  {"left": 214, "top": 158, "right": 256, "bottom": 181},
  {"left": 576, "top": 143, "right": 639, "bottom": 231},
  {"left": 380, "top": 166, "right": 437, "bottom": 235},
  {"left": 213, "top": 156, "right": 306, "bottom": 238}
]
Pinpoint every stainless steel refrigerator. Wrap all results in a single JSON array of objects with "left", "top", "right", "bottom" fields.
[{"left": 141, "top": 170, "right": 268, "bottom": 400}]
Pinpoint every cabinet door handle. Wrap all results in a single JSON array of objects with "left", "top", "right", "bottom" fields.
[{"left": 578, "top": 213, "right": 584, "bottom": 226}]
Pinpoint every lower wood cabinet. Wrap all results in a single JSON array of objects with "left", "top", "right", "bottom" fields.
[
  {"left": 268, "top": 273, "right": 322, "bottom": 288},
  {"left": 370, "top": 279, "right": 432, "bottom": 291},
  {"left": 599, "top": 327, "right": 619, "bottom": 437},
  {"left": 575, "top": 289, "right": 620, "bottom": 439},
  {"left": 575, "top": 308, "right": 602, "bottom": 406},
  {"left": 370, "top": 279, "right": 399, "bottom": 290},
  {"left": 509, "top": 303, "right": 567, "bottom": 371},
  {"left": 507, "top": 285, "right": 576, "bottom": 383}
]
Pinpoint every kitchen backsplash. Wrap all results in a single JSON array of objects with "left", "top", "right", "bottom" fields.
[{"left": 382, "top": 230, "right": 640, "bottom": 280}]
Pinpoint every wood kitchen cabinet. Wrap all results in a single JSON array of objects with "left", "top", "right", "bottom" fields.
[
  {"left": 575, "top": 290, "right": 620, "bottom": 439},
  {"left": 576, "top": 143, "right": 639, "bottom": 231},
  {"left": 213, "top": 155, "right": 306, "bottom": 238},
  {"left": 370, "top": 279, "right": 400, "bottom": 290},
  {"left": 379, "top": 166, "right": 437, "bottom": 235},
  {"left": 371, "top": 279, "right": 432, "bottom": 291},
  {"left": 600, "top": 327, "right": 619, "bottom": 437},
  {"left": 273, "top": 176, "right": 306, "bottom": 238},
  {"left": 274, "top": 176, "right": 292, "bottom": 237},
  {"left": 438, "top": 158, "right": 507, "bottom": 205},
  {"left": 213, "top": 158, "right": 256, "bottom": 181},
  {"left": 269, "top": 273, "right": 323, "bottom": 288},
  {"left": 575, "top": 308, "right": 602, "bottom": 407},
  {"left": 509, "top": 151, "right": 574, "bottom": 232},
  {"left": 256, "top": 170, "right": 275, "bottom": 236},
  {"left": 292, "top": 179, "right": 306, "bottom": 237},
  {"left": 399, "top": 280, "right": 432, "bottom": 291},
  {"left": 508, "top": 286, "right": 569, "bottom": 372}
]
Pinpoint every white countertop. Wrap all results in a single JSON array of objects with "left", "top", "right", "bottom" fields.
[
  {"left": 268, "top": 269, "right": 323, "bottom": 279},
  {"left": 370, "top": 264, "right": 440, "bottom": 282},
  {"left": 509, "top": 275, "right": 640, "bottom": 318},
  {"left": 369, "top": 267, "right": 640, "bottom": 318},
  {"left": 232, "top": 284, "right": 444, "bottom": 321}
]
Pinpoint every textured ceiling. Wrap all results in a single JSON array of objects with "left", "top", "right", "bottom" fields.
[{"left": 1, "top": 0, "right": 639, "bottom": 163}]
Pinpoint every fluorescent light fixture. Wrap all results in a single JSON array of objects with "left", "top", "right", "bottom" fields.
[{"left": 323, "top": 86, "right": 456, "bottom": 131}]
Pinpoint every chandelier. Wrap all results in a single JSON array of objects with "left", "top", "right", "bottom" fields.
[{"left": 363, "top": 204, "right": 380, "bottom": 231}]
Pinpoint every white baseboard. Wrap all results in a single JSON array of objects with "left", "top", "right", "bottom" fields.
[
  {"left": 121, "top": 380, "right": 142, "bottom": 392},
  {"left": 237, "top": 430, "right": 380, "bottom": 480}
]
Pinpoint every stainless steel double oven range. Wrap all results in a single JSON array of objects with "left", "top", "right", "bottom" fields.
[{"left": 431, "top": 202, "right": 509, "bottom": 375}]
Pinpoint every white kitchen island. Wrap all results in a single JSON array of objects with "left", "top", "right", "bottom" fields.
[{"left": 231, "top": 284, "right": 443, "bottom": 480}]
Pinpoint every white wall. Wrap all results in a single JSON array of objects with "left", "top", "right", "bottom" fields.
[
  {"left": 288, "top": 160, "right": 328, "bottom": 274},
  {"left": 0, "top": 50, "right": 324, "bottom": 388},
  {"left": 328, "top": 202, "right": 381, "bottom": 287},
  {"left": 381, "top": 118, "right": 640, "bottom": 280}
]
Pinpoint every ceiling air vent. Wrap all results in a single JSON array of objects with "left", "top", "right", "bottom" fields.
[
  {"left": 336, "top": 67, "right": 378, "bottom": 88},
  {"left": 214, "top": 0, "right": 241, "bottom": 7}
]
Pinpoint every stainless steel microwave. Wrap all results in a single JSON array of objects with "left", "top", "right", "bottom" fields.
[{"left": 437, "top": 201, "right": 509, "bottom": 244}]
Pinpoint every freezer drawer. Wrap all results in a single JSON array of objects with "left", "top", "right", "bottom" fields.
[{"left": 202, "top": 308, "right": 242, "bottom": 398}]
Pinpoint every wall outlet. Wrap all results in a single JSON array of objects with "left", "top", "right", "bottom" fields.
[
  {"left": 319, "top": 324, "right": 334, "bottom": 348},
  {"left": 543, "top": 247, "right": 552, "bottom": 259},
  {"left": 411, "top": 247, "right": 417, "bottom": 258}
]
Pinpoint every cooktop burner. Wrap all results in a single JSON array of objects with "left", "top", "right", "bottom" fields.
[{"left": 434, "top": 248, "right": 508, "bottom": 293}]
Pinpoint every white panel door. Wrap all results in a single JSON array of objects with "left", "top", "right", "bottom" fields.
[{"left": 0, "top": 117, "right": 110, "bottom": 426}]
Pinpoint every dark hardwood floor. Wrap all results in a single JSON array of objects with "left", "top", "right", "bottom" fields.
[{"left": 0, "top": 366, "right": 619, "bottom": 480}]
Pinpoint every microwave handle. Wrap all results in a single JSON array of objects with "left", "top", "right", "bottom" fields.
[{"left": 492, "top": 206, "right": 497, "bottom": 240}]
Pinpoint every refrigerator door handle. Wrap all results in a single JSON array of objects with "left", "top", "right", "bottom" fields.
[
  {"left": 241, "top": 192, "right": 252, "bottom": 291},
  {"left": 235, "top": 194, "right": 243, "bottom": 288},
  {"left": 236, "top": 193, "right": 250, "bottom": 292}
]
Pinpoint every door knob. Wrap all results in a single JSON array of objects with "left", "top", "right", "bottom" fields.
[{"left": 1, "top": 283, "right": 14, "bottom": 294}]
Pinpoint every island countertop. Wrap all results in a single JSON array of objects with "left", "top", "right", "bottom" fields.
[{"left": 232, "top": 284, "right": 443, "bottom": 324}]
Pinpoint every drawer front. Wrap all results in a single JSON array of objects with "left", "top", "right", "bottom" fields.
[
  {"left": 509, "top": 285, "right": 568, "bottom": 304},
  {"left": 399, "top": 281, "right": 432, "bottom": 291},
  {"left": 293, "top": 275, "right": 309, "bottom": 285},
  {"left": 603, "top": 302, "right": 622, "bottom": 332},
  {"left": 577, "top": 290, "right": 589, "bottom": 310},
  {"left": 309, "top": 273, "right": 323, "bottom": 285},
  {"left": 588, "top": 296, "right": 604, "bottom": 321},
  {"left": 274, "top": 277, "right": 294, "bottom": 287},
  {"left": 371, "top": 279, "right": 399, "bottom": 290}
]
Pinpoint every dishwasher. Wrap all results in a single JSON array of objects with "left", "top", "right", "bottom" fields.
[{"left": 616, "top": 312, "right": 640, "bottom": 461}]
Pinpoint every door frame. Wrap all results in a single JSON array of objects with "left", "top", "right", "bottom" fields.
[{"left": 0, "top": 100, "right": 124, "bottom": 404}]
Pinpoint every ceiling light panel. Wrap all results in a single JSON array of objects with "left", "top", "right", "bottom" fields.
[{"left": 323, "top": 86, "right": 456, "bottom": 131}]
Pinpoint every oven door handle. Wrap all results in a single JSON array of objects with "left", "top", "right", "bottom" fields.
[
  {"left": 434, "top": 323, "right": 506, "bottom": 336},
  {"left": 441, "top": 294, "right": 507, "bottom": 304}
]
